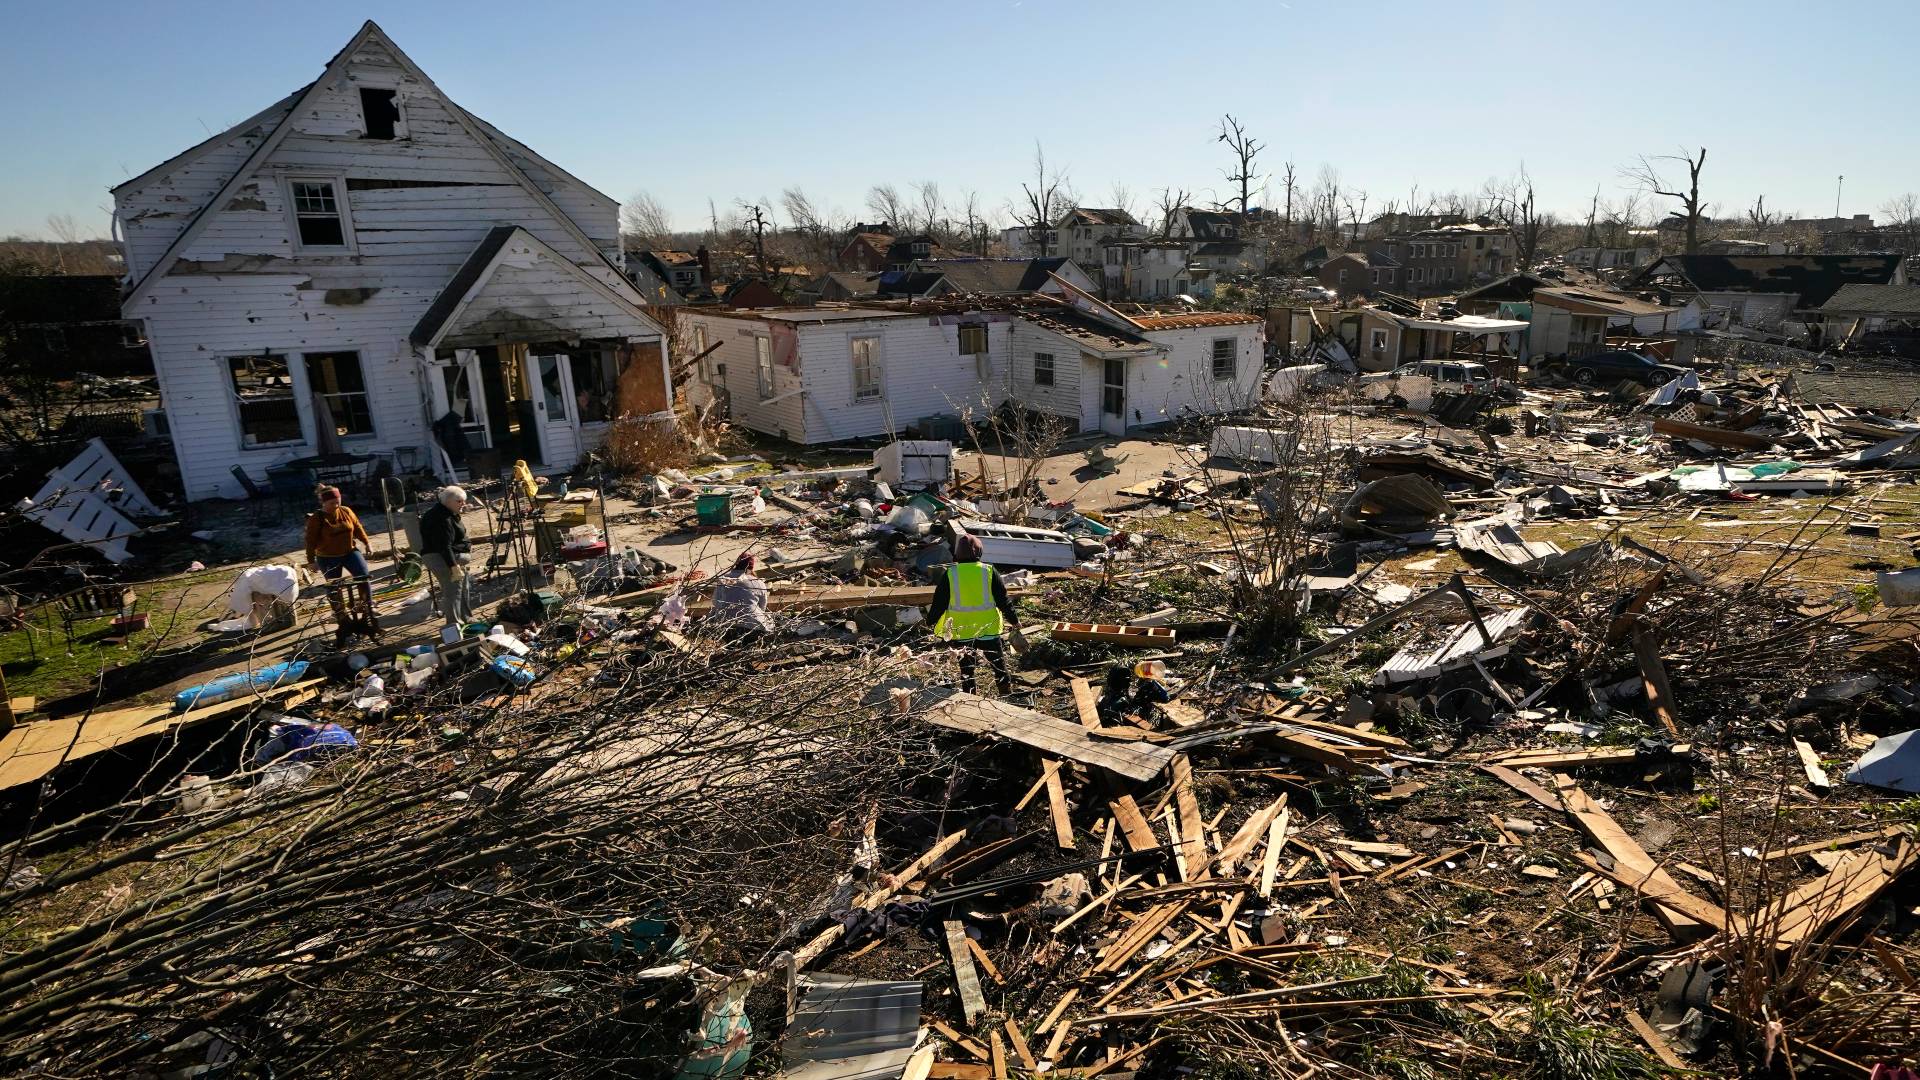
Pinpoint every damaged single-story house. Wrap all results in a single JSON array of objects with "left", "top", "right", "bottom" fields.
[
  {"left": 114, "top": 22, "right": 671, "bottom": 500},
  {"left": 1628, "top": 253, "right": 1905, "bottom": 332},
  {"left": 1528, "top": 287, "right": 1701, "bottom": 360},
  {"left": 678, "top": 296, "right": 1263, "bottom": 442}
]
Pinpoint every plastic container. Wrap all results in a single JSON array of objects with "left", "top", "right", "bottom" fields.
[
  {"left": 694, "top": 491, "right": 733, "bottom": 526},
  {"left": 173, "top": 660, "right": 311, "bottom": 713}
]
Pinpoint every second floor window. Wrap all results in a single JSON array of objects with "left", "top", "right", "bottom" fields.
[
  {"left": 288, "top": 180, "right": 350, "bottom": 250},
  {"left": 957, "top": 325, "right": 988, "bottom": 356},
  {"left": 851, "top": 337, "right": 881, "bottom": 402}
]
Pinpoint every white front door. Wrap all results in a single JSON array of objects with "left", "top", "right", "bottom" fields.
[
  {"left": 1100, "top": 357, "right": 1128, "bottom": 437},
  {"left": 527, "top": 352, "right": 582, "bottom": 469}
]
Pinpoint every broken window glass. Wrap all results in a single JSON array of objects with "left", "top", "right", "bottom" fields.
[
  {"left": 305, "top": 351, "right": 373, "bottom": 436},
  {"left": 228, "top": 354, "right": 303, "bottom": 447},
  {"left": 358, "top": 87, "right": 401, "bottom": 139}
]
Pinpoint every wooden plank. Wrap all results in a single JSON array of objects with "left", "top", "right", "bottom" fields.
[
  {"left": 1269, "top": 731, "right": 1385, "bottom": 776},
  {"left": 928, "top": 1065, "right": 992, "bottom": 1080},
  {"left": 920, "top": 691, "right": 1175, "bottom": 782},
  {"left": 967, "top": 936, "right": 1005, "bottom": 985},
  {"left": 1756, "top": 827, "right": 1903, "bottom": 862},
  {"left": 1216, "top": 796, "right": 1287, "bottom": 875},
  {"left": 678, "top": 583, "right": 1025, "bottom": 615},
  {"left": 1630, "top": 623, "right": 1683, "bottom": 736},
  {"left": 1035, "top": 987, "right": 1078, "bottom": 1037},
  {"left": 1003, "top": 1019, "right": 1038, "bottom": 1071},
  {"left": 902, "top": 1044, "right": 936, "bottom": 1080},
  {"left": 1623, "top": 1010, "right": 1690, "bottom": 1072},
  {"left": 1108, "top": 795, "right": 1160, "bottom": 854},
  {"left": 1651, "top": 416, "right": 1774, "bottom": 450},
  {"left": 0, "top": 677, "right": 325, "bottom": 792},
  {"left": 1170, "top": 755, "right": 1209, "bottom": 881},
  {"left": 1048, "top": 622, "right": 1177, "bottom": 647},
  {"left": 931, "top": 1019, "right": 988, "bottom": 1060},
  {"left": 1043, "top": 760, "right": 1077, "bottom": 851},
  {"left": 1070, "top": 676, "right": 1101, "bottom": 728},
  {"left": 792, "top": 829, "right": 968, "bottom": 969},
  {"left": 1479, "top": 763, "right": 1565, "bottom": 812},
  {"left": 946, "top": 921, "right": 988, "bottom": 1025},
  {"left": 1573, "top": 852, "right": 1728, "bottom": 933},
  {"left": 1759, "top": 837, "right": 1916, "bottom": 950},
  {"left": 1257, "top": 810, "right": 1287, "bottom": 898},
  {"left": 1093, "top": 902, "right": 1186, "bottom": 975},
  {"left": 1557, "top": 777, "right": 1716, "bottom": 939},
  {"left": 1052, "top": 874, "right": 1141, "bottom": 935},
  {"left": 1792, "top": 738, "right": 1832, "bottom": 793},
  {"left": 1486, "top": 744, "right": 1690, "bottom": 770},
  {"left": 988, "top": 1031, "right": 1007, "bottom": 1080}
]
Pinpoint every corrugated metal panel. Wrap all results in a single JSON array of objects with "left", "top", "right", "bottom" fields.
[
  {"left": 1374, "top": 608, "right": 1527, "bottom": 686},
  {"left": 782, "top": 974, "right": 922, "bottom": 1080}
]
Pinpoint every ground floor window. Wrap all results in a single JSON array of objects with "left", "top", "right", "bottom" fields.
[
  {"left": 569, "top": 349, "right": 627, "bottom": 423},
  {"left": 1211, "top": 338, "right": 1236, "bottom": 381},
  {"left": 304, "top": 350, "right": 374, "bottom": 437},
  {"left": 755, "top": 336, "right": 773, "bottom": 399},
  {"left": 1033, "top": 351, "right": 1055, "bottom": 387},
  {"left": 227, "top": 353, "right": 302, "bottom": 447}
]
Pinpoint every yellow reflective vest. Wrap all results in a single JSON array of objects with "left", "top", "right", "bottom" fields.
[{"left": 934, "top": 562, "right": 1004, "bottom": 641}]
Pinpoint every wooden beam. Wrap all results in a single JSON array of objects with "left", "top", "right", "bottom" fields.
[
  {"left": 1070, "top": 676, "right": 1101, "bottom": 728},
  {"left": 1630, "top": 623, "right": 1683, "bottom": 736},
  {"left": 1108, "top": 795, "right": 1160, "bottom": 854},
  {"left": 946, "top": 920, "right": 988, "bottom": 1025},
  {"left": 1170, "top": 755, "right": 1209, "bottom": 880},
  {"left": 1623, "top": 1009, "right": 1691, "bottom": 1072},
  {"left": 1792, "top": 738, "right": 1832, "bottom": 793},
  {"left": 1557, "top": 777, "right": 1717, "bottom": 939},
  {"left": 1044, "top": 760, "right": 1077, "bottom": 851},
  {"left": 1759, "top": 837, "right": 1916, "bottom": 951}
]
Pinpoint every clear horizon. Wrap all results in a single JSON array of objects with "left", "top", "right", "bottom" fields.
[{"left": 3, "top": 0, "right": 1915, "bottom": 242}]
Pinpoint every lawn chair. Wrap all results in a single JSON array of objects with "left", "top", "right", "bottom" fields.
[{"left": 230, "top": 465, "right": 284, "bottom": 525}]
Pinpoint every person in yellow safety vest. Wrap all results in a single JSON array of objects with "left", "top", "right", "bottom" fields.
[{"left": 925, "top": 533, "right": 1019, "bottom": 695}]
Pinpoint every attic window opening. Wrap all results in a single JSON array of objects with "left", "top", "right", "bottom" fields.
[
  {"left": 359, "top": 87, "right": 401, "bottom": 140},
  {"left": 957, "top": 325, "right": 988, "bottom": 356}
]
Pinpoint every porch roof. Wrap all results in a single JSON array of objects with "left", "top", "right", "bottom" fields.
[{"left": 412, "top": 226, "right": 666, "bottom": 349}]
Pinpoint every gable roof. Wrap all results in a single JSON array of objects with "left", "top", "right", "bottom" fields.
[
  {"left": 1059, "top": 208, "right": 1139, "bottom": 228},
  {"left": 1630, "top": 254, "right": 1902, "bottom": 308},
  {"left": 1787, "top": 370, "right": 1920, "bottom": 412},
  {"left": 1818, "top": 283, "right": 1920, "bottom": 317},
  {"left": 411, "top": 227, "right": 665, "bottom": 348},
  {"left": 121, "top": 21, "right": 638, "bottom": 312},
  {"left": 1532, "top": 286, "right": 1676, "bottom": 316}
]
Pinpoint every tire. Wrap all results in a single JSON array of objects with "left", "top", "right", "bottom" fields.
[{"left": 1573, "top": 367, "right": 1598, "bottom": 385}]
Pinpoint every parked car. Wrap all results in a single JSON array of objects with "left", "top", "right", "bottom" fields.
[
  {"left": 1390, "top": 360, "right": 1495, "bottom": 387},
  {"left": 1546, "top": 350, "right": 1686, "bottom": 387}
]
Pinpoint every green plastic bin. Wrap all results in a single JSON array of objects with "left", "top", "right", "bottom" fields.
[{"left": 694, "top": 491, "right": 733, "bottom": 526}]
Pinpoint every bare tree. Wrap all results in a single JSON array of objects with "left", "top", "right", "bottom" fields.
[
  {"left": 1154, "top": 187, "right": 1190, "bottom": 239},
  {"left": 957, "top": 190, "right": 988, "bottom": 256},
  {"left": 1745, "top": 194, "right": 1782, "bottom": 236},
  {"left": 912, "top": 180, "right": 945, "bottom": 239},
  {"left": 781, "top": 187, "right": 845, "bottom": 271},
  {"left": 738, "top": 201, "right": 772, "bottom": 274},
  {"left": 1483, "top": 165, "right": 1548, "bottom": 271},
  {"left": 1880, "top": 192, "right": 1920, "bottom": 255},
  {"left": 1215, "top": 114, "right": 1264, "bottom": 215},
  {"left": 1307, "top": 165, "right": 1342, "bottom": 245},
  {"left": 1339, "top": 190, "right": 1369, "bottom": 246},
  {"left": 865, "top": 184, "right": 908, "bottom": 231},
  {"left": 1279, "top": 161, "right": 1298, "bottom": 231},
  {"left": 1010, "top": 143, "right": 1070, "bottom": 258},
  {"left": 1624, "top": 147, "right": 1708, "bottom": 254},
  {"left": 1108, "top": 182, "right": 1140, "bottom": 227},
  {"left": 620, "top": 191, "right": 673, "bottom": 250}
]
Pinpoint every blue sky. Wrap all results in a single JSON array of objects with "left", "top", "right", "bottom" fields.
[{"left": 3, "top": 0, "right": 1915, "bottom": 239}]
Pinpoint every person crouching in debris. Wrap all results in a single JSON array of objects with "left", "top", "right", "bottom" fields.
[
  {"left": 709, "top": 552, "right": 774, "bottom": 640},
  {"left": 304, "top": 485, "right": 380, "bottom": 647},
  {"left": 419, "top": 485, "right": 474, "bottom": 630},
  {"left": 926, "top": 533, "right": 1018, "bottom": 696}
]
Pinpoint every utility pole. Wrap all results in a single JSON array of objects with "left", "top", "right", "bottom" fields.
[{"left": 1835, "top": 175, "right": 1844, "bottom": 220}]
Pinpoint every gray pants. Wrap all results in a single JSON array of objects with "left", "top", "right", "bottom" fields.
[{"left": 422, "top": 553, "right": 472, "bottom": 628}]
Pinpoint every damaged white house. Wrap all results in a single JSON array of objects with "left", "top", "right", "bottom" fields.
[
  {"left": 679, "top": 295, "right": 1264, "bottom": 442},
  {"left": 114, "top": 22, "right": 671, "bottom": 500}
]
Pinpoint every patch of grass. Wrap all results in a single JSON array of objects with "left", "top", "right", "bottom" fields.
[
  {"left": 0, "top": 609, "right": 197, "bottom": 702},
  {"left": 1692, "top": 793, "right": 1720, "bottom": 814},
  {"left": 1145, "top": 510, "right": 1234, "bottom": 545},
  {"left": 1510, "top": 974, "right": 1665, "bottom": 1080}
]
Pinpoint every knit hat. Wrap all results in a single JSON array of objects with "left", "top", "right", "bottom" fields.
[{"left": 953, "top": 534, "right": 983, "bottom": 561}]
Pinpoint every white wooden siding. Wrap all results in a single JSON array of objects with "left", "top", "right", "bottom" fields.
[
  {"left": 679, "top": 314, "right": 807, "bottom": 441},
  {"left": 1127, "top": 325, "right": 1263, "bottom": 427},
  {"left": 794, "top": 319, "right": 1002, "bottom": 443},
  {"left": 1007, "top": 320, "right": 1085, "bottom": 424},
  {"left": 119, "top": 26, "right": 657, "bottom": 500}
]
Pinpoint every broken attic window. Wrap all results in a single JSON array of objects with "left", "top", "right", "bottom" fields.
[
  {"left": 359, "top": 87, "right": 401, "bottom": 140},
  {"left": 957, "top": 325, "right": 988, "bottom": 356},
  {"left": 289, "top": 180, "right": 348, "bottom": 249}
]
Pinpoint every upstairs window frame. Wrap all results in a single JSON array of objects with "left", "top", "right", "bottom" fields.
[
  {"left": 357, "top": 86, "right": 406, "bottom": 140},
  {"left": 284, "top": 176, "right": 355, "bottom": 253}
]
